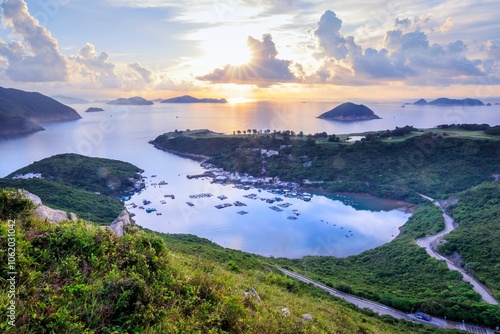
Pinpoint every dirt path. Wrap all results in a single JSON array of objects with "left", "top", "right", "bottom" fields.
[{"left": 416, "top": 195, "right": 498, "bottom": 305}]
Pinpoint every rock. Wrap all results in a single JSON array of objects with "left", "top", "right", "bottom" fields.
[
  {"left": 22, "top": 190, "right": 77, "bottom": 224},
  {"left": 245, "top": 287, "right": 261, "bottom": 302},
  {"left": 85, "top": 107, "right": 104, "bottom": 112},
  {"left": 302, "top": 313, "right": 313, "bottom": 321},
  {"left": 280, "top": 307, "right": 290, "bottom": 317},
  {"left": 108, "top": 209, "right": 132, "bottom": 237}
]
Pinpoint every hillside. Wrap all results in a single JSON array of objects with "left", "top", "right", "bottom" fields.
[
  {"left": 7, "top": 153, "right": 143, "bottom": 196},
  {"left": 0, "top": 87, "right": 81, "bottom": 136},
  {"left": 161, "top": 95, "right": 227, "bottom": 103},
  {"left": 0, "top": 190, "right": 458, "bottom": 334},
  {"left": 0, "top": 178, "right": 123, "bottom": 223},
  {"left": 151, "top": 129, "right": 500, "bottom": 203},
  {"left": 318, "top": 102, "right": 380, "bottom": 121},
  {"left": 438, "top": 182, "right": 500, "bottom": 299}
]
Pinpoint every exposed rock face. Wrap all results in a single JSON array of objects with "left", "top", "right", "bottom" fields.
[
  {"left": 109, "top": 209, "right": 132, "bottom": 237},
  {"left": 318, "top": 102, "right": 380, "bottom": 121},
  {"left": 22, "top": 190, "right": 77, "bottom": 224}
]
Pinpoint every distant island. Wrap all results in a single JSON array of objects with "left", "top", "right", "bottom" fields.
[
  {"left": 52, "top": 95, "right": 90, "bottom": 104},
  {"left": 410, "top": 97, "right": 485, "bottom": 106},
  {"left": 161, "top": 95, "right": 227, "bottom": 104},
  {"left": 0, "top": 87, "right": 81, "bottom": 137},
  {"left": 107, "top": 96, "right": 153, "bottom": 105},
  {"left": 317, "top": 102, "right": 381, "bottom": 121},
  {"left": 85, "top": 107, "right": 105, "bottom": 113}
]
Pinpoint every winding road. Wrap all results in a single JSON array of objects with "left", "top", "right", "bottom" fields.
[
  {"left": 279, "top": 268, "right": 495, "bottom": 333},
  {"left": 416, "top": 195, "right": 498, "bottom": 305}
]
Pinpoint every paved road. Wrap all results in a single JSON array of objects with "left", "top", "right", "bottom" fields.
[
  {"left": 416, "top": 195, "right": 498, "bottom": 305},
  {"left": 278, "top": 268, "right": 496, "bottom": 333}
]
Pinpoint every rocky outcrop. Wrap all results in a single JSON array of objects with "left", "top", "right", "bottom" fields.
[
  {"left": 22, "top": 190, "right": 77, "bottom": 224},
  {"left": 108, "top": 209, "right": 133, "bottom": 237}
]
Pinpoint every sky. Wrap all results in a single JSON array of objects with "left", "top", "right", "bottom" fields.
[{"left": 0, "top": 0, "right": 499, "bottom": 101}]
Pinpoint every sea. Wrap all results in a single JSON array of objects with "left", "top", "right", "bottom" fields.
[{"left": 1, "top": 100, "right": 499, "bottom": 258}]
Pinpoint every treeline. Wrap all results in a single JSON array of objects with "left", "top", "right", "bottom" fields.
[
  {"left": 364, "top": 125, "right": 418, "bottom": 140},
  {"left": 437, "top": 123, "right": 500, "bottom": 135}
]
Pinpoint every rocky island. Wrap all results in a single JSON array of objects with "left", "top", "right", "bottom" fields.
[
  {"left": 85, "top": 107, "right": 105, "bottom": 112},
  {"left": 161, "top": 95, "right": 227, "bottom": 103},
  {"left": 317, "top": 102, "right": 380, "bottom": 121},
  {"left": 0, "top": 87, "right": 81, "bottom": 137},
  {"left": 107, "top": 96, "right": 153, "bottom": 105},
  {"left": 411, "top": 97, "right": 485, "bottom": 106}
]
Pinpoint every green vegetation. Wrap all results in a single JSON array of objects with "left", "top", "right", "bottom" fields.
[
  {"left": 0, "top": 179, "right": 123, "bottom": 224},
  {"left": 273, "top": 202, "right": 500, "bottom": 327},
  {"left": 7, "top": 153, "right": 143, "bottom": 195},
  {"left": 1, "top": 191, "right": 461, "bottom": 333},
  {"left": 438, "top": 182, "right": 500, "bottom": 300},
  {"left": 152, "top": 129, "right": 500, "bottom": 203}
]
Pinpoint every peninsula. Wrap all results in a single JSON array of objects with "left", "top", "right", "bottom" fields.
[
  {"left": 161, "top": 95, "right": 227, "bottom": 103},
  {"left": 0, "top": 87, "right": 81, "bottom": 137},
  {"left": 107, "top": 96, "right": 154, "bottom": 105},
  {"left": 318, "top": 102, "right": 380, "bottom": 121}
]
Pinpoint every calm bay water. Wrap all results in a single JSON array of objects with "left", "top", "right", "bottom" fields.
[{"left": 1, "top": 100, "right": 499, "bottom": 257}]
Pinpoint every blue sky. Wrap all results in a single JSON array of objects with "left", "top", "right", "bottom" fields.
[{"left": 0, "top": 0, "right": 499, "bottom": 100}]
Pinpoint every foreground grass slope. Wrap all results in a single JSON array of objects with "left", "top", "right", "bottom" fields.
[
  {"left": 1, "top": 190, "right": 460, "bottom": 333},
  {"left": 439, "top": 182, "right": 500, "bottom": 300},
  {"left": 0, "top": 179, "right": 123, "bottom": 224}
]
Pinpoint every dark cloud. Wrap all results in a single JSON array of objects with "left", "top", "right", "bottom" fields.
[
  {"left": 198, "top": 34, "right": 302, "bottom": 86},
  {"left": 0, "top": 0, "right": 68, "bottom": 82}
]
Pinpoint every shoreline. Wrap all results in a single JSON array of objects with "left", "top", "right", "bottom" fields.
[{"left": 150, "top": 142, "right": 417, "bottom": 212}]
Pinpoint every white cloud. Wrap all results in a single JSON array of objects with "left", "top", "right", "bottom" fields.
[
  {"left": 440, "top": 17, "right": 453, "bottom": 33},
  {"left": 0, "top": 0, "right": 68, "bottom": 82},
  {"left": 198, "top": 34, "right": 303, "bottom": 86}
]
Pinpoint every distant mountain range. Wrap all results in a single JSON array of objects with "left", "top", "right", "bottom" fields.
[
  {"left": 410, "top": 97, "right": 485, "bottom": 106},
  {"left": 318, "top": 102, "right": 381, "bottom": 121},
  {"left": 107, "top": 96, "right": 153, "bottom": 105},
  {"left": 161, "top": 95, "right": 227, "bottom": 103},
  {"left": 52, "top": 95, "right": 90, "bottom": 104},
  {"left": 0, "top": 87, "right": 81, "bottom": 137}
]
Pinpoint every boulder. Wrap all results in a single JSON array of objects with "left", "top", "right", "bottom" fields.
[
  {"left": 22, "top": 190, "right": 77, "bottom": 224},
  {"left": 108, "top": 209, "right": 132, "bottom": 237}
]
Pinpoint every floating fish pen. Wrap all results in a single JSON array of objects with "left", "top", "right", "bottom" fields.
[
  {"left": 237, "top": 210, "right": 248, "bottom": 215},
  {"left": 243, "top": 193, "right": 258, "bottom": 199},
  {"left": 217, "top": 195, "right": 228, "bottom": 200},
  {"left": 287, "top": 216, "right": 298, "bottom": 220},
  {"left": 189, "top": 193, "right": 213, "bottom": 199},
  {"left": 278, "top": 203, "right": 292, "bottom": 208},
  {"left": 233, "top": 201, "right": 247, "bottom": 206},
  {"left": 186, "top": 202, "right": 195, "bottom": 207},
  {"left": 164, "top": 194, "right": 175, "bottom": 199},
  {"left": 269, "top": 206, "right": 283, "bottom": 212},
  {"left": 215, "top": 203, "right": 233, "bottom": 209},
  {"left": 159, "top": 181, "right": 168, "bottom": 185}
]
